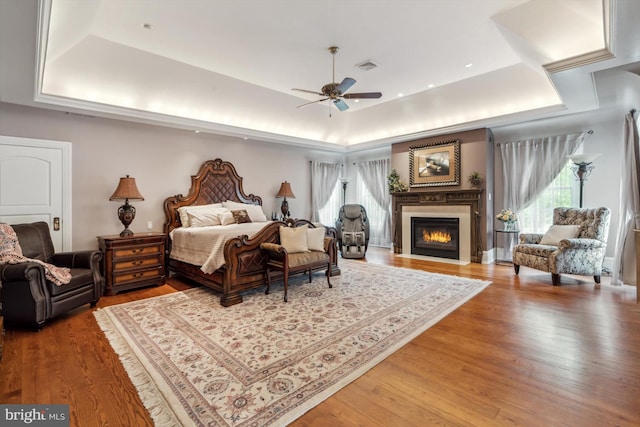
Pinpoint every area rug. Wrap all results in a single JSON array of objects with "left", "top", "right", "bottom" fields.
[{"left": 94, "top": 260, "right": 490, "bottom": 426}]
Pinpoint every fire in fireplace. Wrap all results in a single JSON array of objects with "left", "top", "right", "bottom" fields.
[{"left": 411, "top": 217, "right": 460, "bottom": 260}]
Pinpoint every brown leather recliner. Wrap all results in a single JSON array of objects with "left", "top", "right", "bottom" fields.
[{"left": 0, "top": 222, "right": 103, "bottom": 329}]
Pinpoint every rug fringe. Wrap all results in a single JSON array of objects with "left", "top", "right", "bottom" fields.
[{"left": 94, "top": 309, "right": 184, "bottom": 426}]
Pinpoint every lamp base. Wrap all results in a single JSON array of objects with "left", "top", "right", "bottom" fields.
[
  {"left": 280, "top": 199, "right": 289, "bottom": 217},
  {"left": 118, "top": 201, "right": 136, "bottom": 237}
]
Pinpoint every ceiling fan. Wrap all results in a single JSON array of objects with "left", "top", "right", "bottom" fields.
[{"left": 292, "top": 46, "right": 382, "bottom": 112}]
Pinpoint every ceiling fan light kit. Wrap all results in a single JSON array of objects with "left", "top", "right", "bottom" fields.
[{"left": 293, "top": 46, "right": 382, "bottom": 113}]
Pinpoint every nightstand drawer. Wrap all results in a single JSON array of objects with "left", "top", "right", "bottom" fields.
[
  {"left": 113, "top": 266, "right": 163, "bottom": 285},
  {"left": 113, "top": 254, "right": 163, "bottom": 271},
  {"left": 113, "top": 243, "right": 162, "bottom": 259}
]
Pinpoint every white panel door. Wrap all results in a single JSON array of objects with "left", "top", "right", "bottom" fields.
[{"left": 0, "top": 136, "right": 72, "bottom": 251}]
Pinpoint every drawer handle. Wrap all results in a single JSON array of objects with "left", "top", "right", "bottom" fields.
[
  {"left": 132, "top": 248, "right": 143, "bottom": 253},
  {"left": 133, "top": 260, "right": 143, "bottom": 266},
  {"left": 133, "top": 272, "right": 144, "bottom": 278}
]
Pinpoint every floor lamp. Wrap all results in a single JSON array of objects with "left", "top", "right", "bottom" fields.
[
  {"left": 570, "top": 154, "right": 600, "bottom": 208},
  {"left": 339, "top": 177, "right": 350, "bottom": 206}
]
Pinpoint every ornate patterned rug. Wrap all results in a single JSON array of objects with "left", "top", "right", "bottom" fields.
[{"left": 94, "top": 260, "right": 490, "bottom": 426}]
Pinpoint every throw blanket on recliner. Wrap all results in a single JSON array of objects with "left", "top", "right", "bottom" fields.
[{"left": 0, "top": 223, "right": 71, "bottom": 286}]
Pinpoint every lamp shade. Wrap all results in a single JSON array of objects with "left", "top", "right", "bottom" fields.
[
  {"left": 109, "top": 175, "right": 144, "bottom": 201},
  {"left": 275, "top": 181, "right": 295, "bottom": 199},
  {"left": 569, "top": 153, "right": 601, "bottom": 165}
]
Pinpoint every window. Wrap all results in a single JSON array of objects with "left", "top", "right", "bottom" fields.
[
  {"left": 518, "top": 161, "right": 578, "bottom": 233},
  {"left": 356, "top": 172, "right": 391, "bottom": 247},
  {"left": 316, "top": 181, "right": 342, "bottom": 227}
]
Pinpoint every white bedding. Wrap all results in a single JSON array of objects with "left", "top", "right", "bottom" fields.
[{"left": 169, "top": 222, "right": 273, "bottom": 274}]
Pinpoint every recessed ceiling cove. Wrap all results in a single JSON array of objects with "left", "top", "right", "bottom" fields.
[{"left": 36, "top": 0, "right": 609, "bottom": 147}]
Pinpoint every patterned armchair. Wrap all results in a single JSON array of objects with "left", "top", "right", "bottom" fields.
[{"left": 513, "top": 207, "right": 611, "bottom": 285}]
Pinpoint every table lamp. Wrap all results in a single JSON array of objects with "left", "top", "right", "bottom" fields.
[
  {"left": 276, "top": 181, "right": 295, "bottom": 217},
  {"left": 109, "top": 175, "right": 144, "bottom": 237}
]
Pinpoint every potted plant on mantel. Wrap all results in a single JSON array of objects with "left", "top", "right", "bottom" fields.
[
  {"left": 388, "top": 169, "right": 409, "bottom": 193},
  {"left": 467, "top": 171, "right": 483, "bottom": 187}
]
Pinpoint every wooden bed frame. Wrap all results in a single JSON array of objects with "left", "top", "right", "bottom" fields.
[{"left": 163, "top": 158, "right": 340, "bottom": 306}]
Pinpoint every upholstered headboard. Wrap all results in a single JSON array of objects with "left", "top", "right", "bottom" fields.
[{"left": 163, "top": 159, "right": 262, "bottom": 234}]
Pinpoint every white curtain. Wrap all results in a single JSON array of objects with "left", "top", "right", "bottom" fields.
[
  {"left": 310, "top": 161, "right": 341, "bottom": 222},
  {"left": 500, "top": 132, "right": 586, "bottom": 213},
  {"left": 356, "top": 159, "right": 392, "bottom": 246},
  {"left": 612, "top": 110, "right": 640, "bottom": 286}
]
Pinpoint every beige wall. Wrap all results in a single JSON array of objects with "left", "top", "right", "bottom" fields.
[
  {"left": 390, "top": 128, "right": 494, "bottom": 251},
  {"left": 0, "top": 101, "right": 629, "bottom": 258},
  {"left": 0, "top": 103, "right": 344, "bottom": 250}
]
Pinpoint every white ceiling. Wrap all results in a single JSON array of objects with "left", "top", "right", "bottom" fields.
[{"left": 2, "top": 0, "right": 639, "bottom": 150}]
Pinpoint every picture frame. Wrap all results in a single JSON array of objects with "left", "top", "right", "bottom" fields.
[{"left": 409, "top": 139, "right": 460, "bottom": 187}]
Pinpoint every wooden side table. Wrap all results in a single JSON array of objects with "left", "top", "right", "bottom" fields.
[{"left": 98, "top": 233, "right": 166, "bottom": 295}]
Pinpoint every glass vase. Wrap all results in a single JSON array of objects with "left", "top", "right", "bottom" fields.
[{"left": 504, "top": 221, "right": 517, "bottom": 231}]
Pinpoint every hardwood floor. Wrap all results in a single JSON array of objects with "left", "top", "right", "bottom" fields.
[{"left": 1, "top": 247, "right": 638, "bottom": 426}]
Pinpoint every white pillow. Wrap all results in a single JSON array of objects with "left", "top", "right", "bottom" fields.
[
  {"left": 223, "top": 201, "right": 268, "bottom": 222},
  {"left": 540, "top": 225, "right": 581, "bottom": 246},
  {"left": 177, "top": 203, "right": 224, "bottom": 227},
  {"left": 218, "top": 211, "right": 236, "bottom": 226},
  {"left": 280, "top": 224, "right": 309, "bottom": 253},
  {"left": 307, "top": 227, "right": 326, "bottom": 251},
  {"left": 186, "top": 208, "right": 225, "bottom": 227}
]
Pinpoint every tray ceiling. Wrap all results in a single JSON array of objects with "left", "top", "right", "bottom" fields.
[{"left": 3, "top": 0, "right": 637, "bottom": 149}]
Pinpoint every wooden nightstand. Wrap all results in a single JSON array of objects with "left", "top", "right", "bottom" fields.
[{"left": 98, "top": 233, "right": 166, "bottom": 295}]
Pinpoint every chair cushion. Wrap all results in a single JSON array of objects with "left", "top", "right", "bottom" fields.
[
  {"left": 343, "top": 204, "right": 363, "bottom": 219},
  {"left": 10, "top": 222, "right": 55, "bottom": 262},
  {"left": 287, "top": 250, "right": 329, "bottom": 268},
  {"left": 514, "top": 244, "right": 558, "bottom": 257},
  {"left": 343, "top": 231, "right": 365, "bottom": 246},
  {"left": 47, "top": 268, "right": 94, "bottom": 296},
  {"left": 540, "top": 225, "right": 581, "bottom": 246},
  {"left": 280, "top": 225, "right": 309, "bottom": 253},
  {"left": 553, "top": 207, "right": 610, "bottom": 241}
]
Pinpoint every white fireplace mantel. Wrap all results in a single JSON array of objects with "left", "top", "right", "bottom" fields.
[{"left": 402, "top": 205, "right": 471, "bottom": 263}]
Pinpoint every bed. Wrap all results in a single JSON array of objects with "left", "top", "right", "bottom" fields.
[{"left": 163, "top": 158, "right": 340, "bottom": 306}]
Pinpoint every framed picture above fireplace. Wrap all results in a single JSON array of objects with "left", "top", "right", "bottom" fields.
[{"left": 409, "top": 139, "right": 460, "bottom": 187}]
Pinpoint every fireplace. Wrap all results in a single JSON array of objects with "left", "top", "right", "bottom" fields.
[
  {"left": 392, "top": 189, "right": 483, "bottom": 263},
  {"left": 411, "top": 217, "right": 460, "bottom": 260}
]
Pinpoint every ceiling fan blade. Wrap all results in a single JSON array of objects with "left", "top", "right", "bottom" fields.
[
  {"left": 343, "top": 92, "right": 382, "bottom": 99},
  {"left": 292, "top": 88, "right": 325, "bottom": 96},
  {"left": 336, "top": 77, "right": 356, "bottom": 94},
  {"left": 297, "top": 98, "right": 329, "bottom": 109},
  {"left": 333, "top": 99, "right": 349, "bottom": 111}
]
